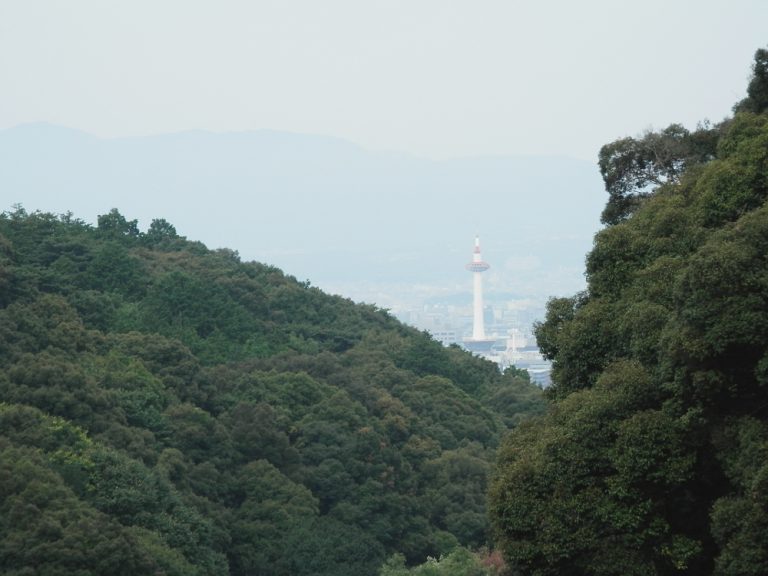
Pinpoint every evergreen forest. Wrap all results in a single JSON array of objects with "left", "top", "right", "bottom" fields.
[
  {"left": 490, "top": 47, "right": 768, "bottom": 575},
  {"left": 0, "top": 204, "right": 543, "bottom": 575}
]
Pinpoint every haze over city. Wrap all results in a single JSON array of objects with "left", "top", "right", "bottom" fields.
[{"left": 2, "top": 0, "right": 767, "bottom": 335}]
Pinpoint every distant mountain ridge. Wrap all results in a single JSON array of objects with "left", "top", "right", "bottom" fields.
[{"left": 0, "top": 123, "right": 605, "bottom": 302}]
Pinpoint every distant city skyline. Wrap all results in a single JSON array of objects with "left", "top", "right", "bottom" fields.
[{"left": 2, "top": 1, "right": 765, "bottom": 346}]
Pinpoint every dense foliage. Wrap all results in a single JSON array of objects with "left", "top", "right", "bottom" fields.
[
  {"left": 0, "top": 206, "right": 543, "bottom": 575},
  {"left": 490, "top": 47, "right": 768, "bottom": 575},
  {"left": 380, "top": 547, "right": 506, "bottom": 576}
]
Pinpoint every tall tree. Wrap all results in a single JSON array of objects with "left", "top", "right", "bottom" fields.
[{"left": 491, "top": 45, "right": 768, "bottom": 575}]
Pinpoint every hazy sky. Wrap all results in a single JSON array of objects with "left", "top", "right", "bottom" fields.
[{"left": 1, "top": 1, "right": 766, "bottom": 161}]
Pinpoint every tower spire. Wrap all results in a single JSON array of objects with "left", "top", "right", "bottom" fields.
[{"left": 465, "top": 236, "right": 490, "bottom": 341}]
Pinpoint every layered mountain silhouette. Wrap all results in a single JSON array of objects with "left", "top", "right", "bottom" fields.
[{"left": 1, "top": 123, "right": 605, "bottom": 302}]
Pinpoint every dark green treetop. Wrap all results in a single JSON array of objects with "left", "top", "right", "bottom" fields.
[{"left": 492, "top": 45, "right": 768, "bottom": 576}]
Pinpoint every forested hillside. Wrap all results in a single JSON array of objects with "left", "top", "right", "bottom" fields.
[
  {"left": 490, "top": 47, "right": 768, "bottom": 575},
  {"left": 0, "top": 207, "right": 544, "bottom": 575}
]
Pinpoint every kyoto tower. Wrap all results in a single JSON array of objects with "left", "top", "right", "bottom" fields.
[{"left": 465, "top": 236, "right": 491, "bottom": 344}]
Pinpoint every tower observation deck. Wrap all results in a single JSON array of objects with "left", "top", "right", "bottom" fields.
[{"left": 464, "top": 236, "right": 495, "bottom": 353}]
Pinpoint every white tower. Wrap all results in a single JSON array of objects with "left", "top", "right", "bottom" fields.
[{"left": 465, "top": 236, "right": 490, "bottom": 340}]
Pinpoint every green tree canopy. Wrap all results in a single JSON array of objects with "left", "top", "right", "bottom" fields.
[
  {"left": 0, "top": 199, "right": 544, "bottom": 574},
  {"left": 491, "top": 45, "right": 768, "bottom": 576}
]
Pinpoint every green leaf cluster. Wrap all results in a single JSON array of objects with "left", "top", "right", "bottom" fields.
[
  {"left": 380, "top": 547, "right": 505, "bottom": 576},
  {"left": 490, "top": 47, "right": 768, "bottom": 575}
]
